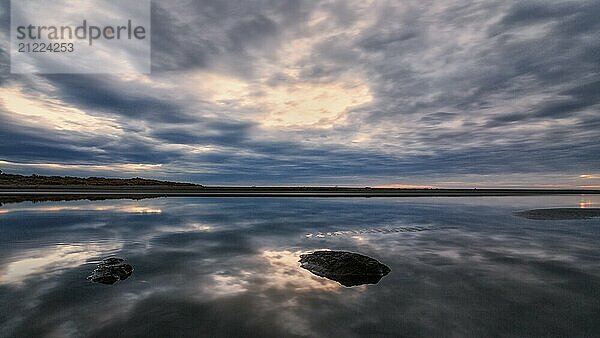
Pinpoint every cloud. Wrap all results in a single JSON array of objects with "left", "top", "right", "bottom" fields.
[{"left": 0, "top": 0, "right": 598, "bottom": 186}]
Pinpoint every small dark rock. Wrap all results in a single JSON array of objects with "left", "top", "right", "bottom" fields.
[
  {"left": 87, "top": 257, "right": 133, "bottom": 285},
  {"left": 299, "top": 250, "right": 391, "bottom": 287}
]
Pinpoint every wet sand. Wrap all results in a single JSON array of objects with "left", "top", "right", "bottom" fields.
[{"left": 515, "top": 208, "right": 600, "bottom": 220}]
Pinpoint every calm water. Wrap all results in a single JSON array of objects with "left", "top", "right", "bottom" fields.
[{"left": 0, "top": 196, "right": 599, "bottom": 337}]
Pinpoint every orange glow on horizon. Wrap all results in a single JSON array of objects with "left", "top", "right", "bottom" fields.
[{"left": 375, "top": 184, "right": 434, "bottom": 189}]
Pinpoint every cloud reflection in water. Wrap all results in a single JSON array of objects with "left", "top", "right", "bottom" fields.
[{"left": 0, "top": 196, "right": 599, "bottom": 337}]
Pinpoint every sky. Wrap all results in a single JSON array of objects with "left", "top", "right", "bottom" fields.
[{"left": 0, "top": 0, "right": 599, "bottom": 188}]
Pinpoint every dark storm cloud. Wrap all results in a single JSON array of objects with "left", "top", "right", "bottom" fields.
[
  {"left": 226, "top": 15, "right": 278, "bottom": 51},
  {"left": 0, "top": 109, "right": 179, "bottom": 166},
  {"left": 152, "top": 120, "right": 254, "bottom": 145},
  {"left": 150, "top": 4, "right": 213, "bottom": 71},
  {"left": 0, "top": 106, "right": 134, "bottom": 164},
  {"left": 498, "top": 1, "right": 600, "bottom": 35},
  {"left": 0, "top": 120, "right": 96, "bottom": 162},
  {"left": 150, "top": 0, "right": 314, "bottom": 74},
  {"left": 0, "top": 0, "right": 10, "bottom": 84},
  {"left": 40, "top": 75, "right": 192, "bottom": 123}
]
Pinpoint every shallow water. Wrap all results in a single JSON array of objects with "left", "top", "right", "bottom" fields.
[{"left": 0, "top": 195, "right": 599, "bottom": 337}]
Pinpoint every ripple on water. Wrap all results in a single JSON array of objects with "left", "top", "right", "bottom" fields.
[{"left": 304, "top": 225, "right": 437, "bottom": 238}]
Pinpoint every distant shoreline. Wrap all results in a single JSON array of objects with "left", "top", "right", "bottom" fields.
[{"left": 1, "top": 186, "right": 599, "bottom": 201}]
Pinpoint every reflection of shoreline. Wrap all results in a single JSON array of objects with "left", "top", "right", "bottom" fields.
[{"left": 0, "top": 194, "right": 161, "bottom": 206}]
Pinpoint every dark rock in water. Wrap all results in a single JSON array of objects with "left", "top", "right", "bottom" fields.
[
  {"left": 299, "top": 251, "right": 390, "bottom": 287},
  {"left": 87, "top": 257, "right": 133, "bottom": 285},
  {"left": 515, "top": 208, "right": 600, "bottom": 220}
]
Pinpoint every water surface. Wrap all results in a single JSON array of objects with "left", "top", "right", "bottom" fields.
[{"left": 1, "top": 195, "right": 599, "bottom": 337}]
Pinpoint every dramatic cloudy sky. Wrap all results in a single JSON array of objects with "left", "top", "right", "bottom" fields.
[{"left": 0, "top": 0, "right": 598, "bottom": 187}]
